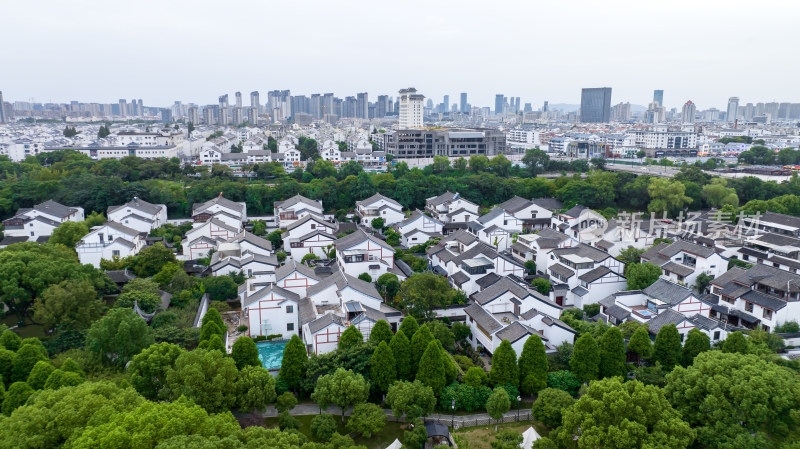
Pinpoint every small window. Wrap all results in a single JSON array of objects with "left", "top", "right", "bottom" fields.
[
  {"left": 713, "top": 330, "right": 720, "bottom": 340},
  {"left": 311, "top": 224, "right": 316, "bottom": 229},
  {"left": 112, "top": 250, "right": 120, "bottom": 257},
  {"left": 286, "top": 305, "right": 293, "bottom": 313},
  {"left": 287, "top": 323, "right": 294, "bottom": 331}
]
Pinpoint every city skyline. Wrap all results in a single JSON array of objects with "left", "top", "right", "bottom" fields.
[{"left": 1, "top": 0, "right": 798, "bottom": 108}]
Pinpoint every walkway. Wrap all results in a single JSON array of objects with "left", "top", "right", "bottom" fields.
[{"left": 260, "top": 402, "right": 533, "bottom": 429}]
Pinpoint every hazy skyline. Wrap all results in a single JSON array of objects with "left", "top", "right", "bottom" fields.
[{"left": 2, "top": 0, "right": 798, "bottom": 110}]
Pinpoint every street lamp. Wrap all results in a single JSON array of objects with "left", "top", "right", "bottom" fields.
[
  {"left": 451, "top": 399, "right": 456, "bottom": 428},
  {"left": 516, "top": 396, "right": 521, "bottom": 421}
]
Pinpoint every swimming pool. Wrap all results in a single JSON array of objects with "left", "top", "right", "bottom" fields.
[{"left": 256, "top": 340, "right": 287, "bottom": 370}]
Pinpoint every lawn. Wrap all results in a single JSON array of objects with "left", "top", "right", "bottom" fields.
[
  {"left": 454, "top": 420, "right": 549, "bottom": 449},
  {"left": 262, "top": 414, "right": 405, "bottom": 449},
  {"left": 1, "top": 314, "right": 46, "bottom": 339}
]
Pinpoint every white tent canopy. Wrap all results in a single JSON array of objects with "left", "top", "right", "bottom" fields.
[{"left": 521, "top": 426, "right": 541, "bottom": 449}]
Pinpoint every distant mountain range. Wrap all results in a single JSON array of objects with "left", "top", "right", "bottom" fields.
[{"left": 547, "top": 103, "right": 647, "bottom": 113}]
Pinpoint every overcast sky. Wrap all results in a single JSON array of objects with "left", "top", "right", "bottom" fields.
[{"left": 2, "top": 0, "right": 797, "bottom": 110}]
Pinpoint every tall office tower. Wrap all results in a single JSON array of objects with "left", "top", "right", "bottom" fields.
[
  {"left": 138, "top": 99, "right": 143, "bottom": 117},
  {"left": 514, "top": 97, "right": 521, "bottom": 113},
  {"left": 579, "top": 87, "right": 612, "bottom": 123},
  {"left": 247, "top": 107, "right": 258, "bottom": 124},
  {"left": 343, "top": 96, "right": 356, "bottom": 118},
  {"left": 756, "top": 102, "right": 765, "bottom": 117},
  {"left": 356, "top": 92, "right": 369, "bottom": 119},
  {"left": 543, "top": 101, "right": 548, "bottom": 112},
  {"left": 332, "top": 97, "right": 343, "bottom": 120},
  {"left": 443, "top": 95, "right": 449, "bottom": 114},
  {"left": 653, "top": 90, "right": 664, "bottom": 107},
  {"left": 779, "top": 102, "right": 791, "bottom": 120},
  {"left": 524, "top": 103, "right": 532, "bottom": 113},
  {"left": 726, "top": 97, "right": 739, "bottom": 122},
  {"left": 460, "top": 93, "right": 468, "bottom": 113},
  {"left": 267, "top": 90, "right": 291, "bottom": 121},
  {"left": 188, "top": 106, "right": 199, "bottom": 125},
  {"left": 0, "top": 91, "right": 5, "bottom": 123},
  {"left": 250, "top": 91, "right": 260, "bottom": 113},
  {"left": 321, "top": 93, "right": 334, "bottom": 120},
  {"left": 764, "top": 102, "right": 780, "bottom": 121},
  {"left": 203, "top": 106, "right": 215, "bottom": 125},
  {"left": 219, "top": 94, "right": 229, "bottom": 110},
  {"left": 118, "top": 99, "right": 128, "bottom": 117},
  {"left": 495, "top": 94, "right": 505, "bottom": 116},
  {"left": 235, "top": 92, "right": 242, "bottom": 109},
  {"left": 743, "top": 103, "right": 755, "bottom": 121},
  {"left": 426, "top": 99, "right": 434, "bottom": 110},
  {"left": 291, "top": 95, "right": 309, "bottom": 118},
  {"left": 398, "top": 87, "right": 424, "bottom": 128},
  {"left": 682, "top": 101, "right": 696, "bottom": 123},
  {"left": 376, "top": 95, "right": 389, "bottom": 118},
  {"left": 129, "top": 99, "right": 136, "bottom": 116}
]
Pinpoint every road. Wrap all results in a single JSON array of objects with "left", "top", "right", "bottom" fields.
[{"left": 604, "top": 162, "right": 680, "bottom": 178}]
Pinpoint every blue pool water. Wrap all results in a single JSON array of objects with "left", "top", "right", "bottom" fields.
[{"left": 256, "top": 340, "right": 287, "bottom": 370}]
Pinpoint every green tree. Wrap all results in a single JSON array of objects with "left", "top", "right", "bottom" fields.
[
  {"left": 11, "top": 344, "right": 48, "bottom": 382},
  {"left": 369, "top": 319, "right": 394, "bottom": 345},
  {"left": 626, "top": 262, "right": 662, "bottom": 290},
  {"left": 681, "top": 328, "right": 710, "bottom": 367},
  {"left": 370, "top": 341, "right": 396, "bottom": 395},
  {"left": 165, "top": 348, "right": 239, "bottom": 413},
  {"left": 464, "top": 366, "right": 488, "bottom": 388},
  {"left": 203, "top": 334, "right": 225, "bottom": 352},
  {"left": 236, "top": 365, "right": 276, "bottom": 412},
  {"left": 530, "top": 278, "right": 551, "bottom": 295},
  {"left": 2, "top": 381, "right": 34, "bottom": 416},
  {"left": 370, "top": 217, "right": 384, "bottom": 230},
  {"left": 0, "top": 330, "right": 21, "bottom": 351},
  {"left": 130, "top": 242, "right": 176, "bottom": 277},
  {"left": 357, "top": 272, "right": 372, "bottom": 282},
  {"left": 665, "top": 351, "right": 800, "bottom": 447},
  {"left": 276, "top": 391, "right": 298, "bottom": 412},
  {"left": 115, "top": 289, "right": 161, "bottom": 313},
  {"left": 398, "top": 315, "right": 419, "bottom": 340},
  {"left": 85, "top": 308, "right": 154, "bottom": 366},
  {"left": 531, "top": 387, "right": 575, "bottom": 428},
  {"left": 598, "top": 327, "right": 625, "bottom": 378},
  {"left": 231, "top": 336, "right": 261, "bottom": 370},
  {"left": 386, "top": 380, "right": 436, "bottom": 420},
  {"left": 522, "top": 149, "right": 550, "bottom": 177},
  {"left": 43, "top": 369, "right": 83, "bottom": 390},
  {"left": 399, "top": 273, "right": 457, "bottom": 320},
  {"left": 48, "top": 221, "right": 89, "bottom": 248},
  {"left": 570, "top": 333, "right": 600, "bottom": 383},
  {"left": 26, "top": 360, "right": 55, "bottom": 390},
  {"left": 376, "top": 273, "right": 400, "bottom": 299},
  {"left": 415, "top": 340, "right": 446, "bottom": 396},
  {"left": 403, "top": 419, "right": 428, "bottom": 449},
  {"left": 652, "top": 324, "right": 682, "bottom": 370},
  {"left": 311, "top": 368, "right": 370, "bottom": 422},
  {"left": 339, "top": 325, "right": 364, "bottom": 351},
  {"left": 647, "top": 178, "right": 693, "bottom": 215},
  {"left": 553, "top": 377, "right": 695, "bottom": 449},
  {"left": 0, "top": 349, "right": 14, "bottom": 385},
  {"left": 694, "top": 272, "right": 714, "bottom": 294},
  {"left": 311, "top": 413, "right": 338, "bottom": 442},
  {"left": 627, "top": 326, "right": 652, "bottom": 365},
  {"left": 486, "top": 387, "right": 511, "bottom": 432},
  {"left": 489, "top": 340, "right": 519, "bottom": 387},
  {"left": 279, "top": 335, "right": 307, "bottom": 391},
  {"left": 129, "top": 342, "right": 184, "bottom": 400},
  {"left": 617, "top": 246, "right": 645, "bottom": 271},
  {"left": 346, "top": 403, "right": 387, "bottom": 438},
  {"left": 702, "top": 178, "right": 739, "bottom": 208},
  {"left": 32, "top": 280, "right": 102, "bottom": 332},
  {"left": 721, "top": 330, "right": 750, "bottom": 354},
  {"left": 518, "top": 335, "right": 548, "bottom": 395},
  {"left": 410, "top": 324, "right": 434, "bottom": 375},
  {"left": 492, "top": 429, "right": 524, "bottom": 449},
  {"left": 389, "top": 329, "right": 413, "bottom": 381},
  {"left": 203, "top": 276, "right": 238, "bottom": 301}
]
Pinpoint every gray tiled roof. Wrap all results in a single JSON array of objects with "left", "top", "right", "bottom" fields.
[
  {"left": 647, "top": 309, "right": 687, "bottom": 335},
  {"left": 552, "top": 243, "right": 612, "bottom": 263},
  {"left": 562, "top": 205, "right": 588, "bottom": 218},
  {"left": 604, "top": 304, "right": 630, "bottom": 321},
  {"left": 286, "top": 214, "right": 331, "bottom": 232},
  {"left": 334, "top": 229, "right": 392, "bottom": 251},
  {"left": 578, "top": 266, "right": 613, "bottom": 283},
  {"left": 495, "top": 321, "right": 535, "bottom": 343},
  {"left": 33, "top": 200, "right": 77, "bottom": 218},
  {"left": 274, "top": 194, "right": 322, "bottom": 210},
  {"left": 356, "top": 193, "right": 402, "bottom": 209},
  {"left": 275, "top": 259, "right": 320, "bottom": 282},
  {"left": 499, "top": 196, "right": 533, "bottom": 214},
  {"left": 741, "top": 290, "right": 787, "bottom": 311},
  {"left": 760, "top": 211, "right": 800, "bottom": 229},
  {"left": 307, "top": 313, "right": 346, "bottom": 334},
  {"left": 472, "top": 277, "right": 528, "bottom": 305},
  {"left": 661, "top": 261, "right": 694, "bottom": 277},
  {"left": 478, "top": 207, "right": 506, "bottom": 225},
  {"left": 658, "top": 240, "right": 716, "bottom": 258},
  {"left": 426, "top": 191, "right": 457, "bottom": 206},
  {"left": 643, "top": 279, "right": 693, "bottom": 305},
  {"left": 531, "top": 198, "right": 563, "bottom": 211},
  {"left": 549, "top": 263, "right": 575, "bottom": 279},
  {"left": 464, "top": 303, "right": 502, "bottom": 334},
  {"left": 108, "top": 197, "right": 163, "bottom": 216},
  {"left": 298, "top": 297, "right": 317, "bottom": 325},
  {"left": 450, "top": 271, "right": 469, "bottom": 286},
  {"left": 242, "top": 285, "right": 300, "bottom": 308},
  {"left": 192, "top": 195, "right": 245, "bottom": 214}
]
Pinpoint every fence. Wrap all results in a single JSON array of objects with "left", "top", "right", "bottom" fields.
[
  {"left": 386, "top": 409, "right": 533, "bottom": 430},
  {"left": 193, "top": 293, "right": 211, "bottom": 328}
]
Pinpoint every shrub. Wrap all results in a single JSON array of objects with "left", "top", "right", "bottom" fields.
[
  {"left": 208, "top": 300, "right": 232, "bottom": 313},
  {"left": 278, "top": 410, "right": 299, "bottom": 430},
  {"left": 237, "top": 325, "right": 248, "bottom": 332},
  {"left": 311, "top": 413, "right": 337, "bottom": 442},
  {"left": 276, "top": 391, "right": 298, "bottom": 412},
  {"left": 546, "top": 370, "right": 581, "bottom": 396},
  {"left": 531, "top": 388, "right": 575, "bottom": 427}
]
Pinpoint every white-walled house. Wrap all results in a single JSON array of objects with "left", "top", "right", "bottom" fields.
[
  {"left": 547, "top": 243, "right": 626, "bottom": 308},
  {"left": 275, "top": 259, "right": 321, "bottom": 298},
  {"left": 284, "top": 214, "right": 337, "bottom": 260},
  {"left": 355, "top": 193, "right": 404, "bottom": 226},
  {"left": 76, "top": 222, "right": 146, "bottom": 267},
  {"left": 182, "top": 219, "right": 240, "bottom": 259},
  {"left": 192, "top": 195, "right": 247, "bottom": 228},
  {"left": 303, "top": 313, "right": 347, "bottom": 355},
  {"left": 242, "top": 285, "right": 299, "bottom": 339},
  {"left": 334, "top": 229, "right": 395, "bottom": 278},
  {"left": 273, "top": 195, "right": 324, "bottom": 229},
  {"left": 1, "top": 200, "right": 85, "bottom": 245},
  {"left": 396, "top": 210, "right": 443, "bottom": 247},
  {"left": 425, "top": 191, "right": 480, "bottom": 223},
  {"left": 641, "top": 240, "right": 727, "bottom": 287},
  {"left": 107, "top": 197, "right": 167, "bottom": 233}
]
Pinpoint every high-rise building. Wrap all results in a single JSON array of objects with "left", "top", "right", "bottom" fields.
[
  {"left": 247, "top": 107, "right": 258, "bottom": 124},
  {"left": 543, "top": 101, "right": 548, "bottom": 112},
  {"left": 376, "top": 95, "right": 389, "bottom": 118},
  {"left": 495, "top": 94, "right": 505, "bottom": 116},
  {"left": 653, "top": 90, "right": 664, "bottom": 107},
  {"left": 682, "top": 101, "right": 696, "bottom": 123},
  {"left": 219, "top": 107, "right": 230, "bottom": 126},
  {"left": 250, "top": 91, "right": 260, "bottom": 112},
  {"left": 235, "top": 92, "right": 242, "bottom": 109},
  {"left": 443, "top": 95, "right": 449, "bottom": 114},
  {"left": 219, "top": 94, "right": 229, "bottom": 110},
  {"left": 727, "top": 97, "right": 739, "bottom": 122},
  {"left": 343, "top": 96, "right": 356, "bottom": 118},
  {"left": 232, "top": 107, "right": 243, "bottom": 125},
  {"left": 0, "top": 91, "right": 5, "bottom": 123},
  {"left": 188, "top": 106, "right": 199, "bottom": 125},
  {"left": 118, "top": 99, "right": 128, "bottom": 117},
  {"left": 267, "top": 90, "right": 291, "bottom": 121},
  {"left": 203, "top": 106, "right": 215, "bottom": 125},
  {"left": 460, "top": 93, "right": 467, "bottom": 113},
  {"left": 743, "top": 103, "right": 755, "bottom": 121},
  {"left": 356, "top": 92, "right": 369, "bottom": 119},
  {"left": 398, "top": 87, "right": 424, "bottom": 128},
  {"left": 611, "top": 102, "right": 631, "bottom": 121},
  {"left": 579, "top": 87, "right": 612, "bottom": 123}
]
